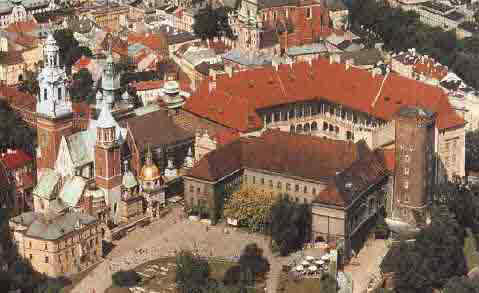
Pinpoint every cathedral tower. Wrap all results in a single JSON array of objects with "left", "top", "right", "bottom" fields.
[
  {"left": 388, "top": 106, "right": 436, "bottom": 236},
  {"left": 36, "top": 33, "right": 73, "bottom": 177},
  {"left": 94, "top": 103, "right": 122, "bottom": 220}
]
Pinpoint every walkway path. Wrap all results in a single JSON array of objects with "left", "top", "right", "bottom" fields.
[{"left": 344, "top": 239, "right": 389, "bottom": 293}]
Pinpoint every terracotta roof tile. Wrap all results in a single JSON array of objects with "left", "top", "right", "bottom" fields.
[
  {"left": 5, "top": 21, "right": 39, "bottom": 33},
  {"left": 184, "top": 57, "right": 465, "bottom": 132},
  {"left": 0, "top": 149, "right": 33, "bottom": 170},
  {"left": 189, "top": 129, "right": 363, "bottom": 182},
  {"left": 131, "top": 80, "right": 165, "bottom": 91},
  {"left": 0, "top": 51, "right": 24, "bottom": 65},
  {"left": 73, "top": 56, "right": 92, "bottom": 69}
]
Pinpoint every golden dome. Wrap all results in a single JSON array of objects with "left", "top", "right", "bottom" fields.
[
  {"left": 140, "top": 163, "right": 161, "bottom": 181},
  {"left": 140, "top": 144, "right": 161, "bottom": 182}
]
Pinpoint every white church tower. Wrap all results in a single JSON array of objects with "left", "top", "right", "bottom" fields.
[
  {"left": 36, "top": 33, "right": 72, "bottom": 118},
  {"left": 101, "top": 52, "right": 120, "bottom": 108}
]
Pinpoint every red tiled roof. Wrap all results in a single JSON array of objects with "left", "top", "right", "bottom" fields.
[
  {"left": 0, "top": 86, "right": 36, "bottom": 112},
  {"left": 214, "top": 129, "right": 240, "bottom": 146},
  {"left": 131, "top": 80, "right": 165, "bottom": 91},
  {"left": 73, "top": 56, "right": 92, "bottom": 69},
  {"left": 0, "top": 51, "right": 24, "bottom": 65},
  {"left": 189, "top": 129, "right": 363, "bottom": 182},
  {"left": 184, "top": 57, "right": 464, "bottom": 132},
  {"left": 0, "top": 149, "right": 33, "bottom": 170},
  {"left": 5, "top": 21, "right": 39, "bottom": 33},
  {"left": 128, "top": 32, "right": 168, "bottom": 52}
]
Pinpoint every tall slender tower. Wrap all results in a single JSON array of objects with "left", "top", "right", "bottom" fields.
[
  {"left": 387, "top": 106, "right": 436, "bottom": 237},
  {"left": 94, "top": 103, "right": 122, "bottom": 221},
  {"left": 101, "top": 51, "right": 120, "bottom": 108},
  {"left": 36, "top": 33, "right": 73, "bottom": 178}
]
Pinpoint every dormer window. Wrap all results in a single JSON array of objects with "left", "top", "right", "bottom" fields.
[{"left": 307, "top": 7, "right": 312, "bottom": 19}]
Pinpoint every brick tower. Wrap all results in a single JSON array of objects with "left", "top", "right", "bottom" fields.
[
  {"left": 389, "top": 106, "right": 436, "bottom": 236},
  {"left": 94, "top": 103, "right": 122, "bottom": 222},
  {"left": 36, "top": 33, "right": 73, "bottom": 178}
]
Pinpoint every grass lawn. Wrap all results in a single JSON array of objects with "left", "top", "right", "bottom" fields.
[
  {"left": 464, "top": 228, "right": 479, "bottom": 271},
  {"left": 108, "top": 257, "right": 264, "bottom": 292}
]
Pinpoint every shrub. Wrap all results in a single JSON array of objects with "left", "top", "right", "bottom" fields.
[
  {"left": 175, "top": 250, "right": 211, "bottom": 292},
  {"left": 111, "top": 270, "right": 141, "bottom": 288}
]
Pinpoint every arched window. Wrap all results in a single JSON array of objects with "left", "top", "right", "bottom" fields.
[
  {"left": 311, "top": 122, "right": 318, "bottom": 131},
  {"left": 44, "top": 88, "right": 47, "bottom": 101},
  {"left": 304, "top": 123, "right": 310, "bottom": 132},
  {"left": 290, "top": 125, "right": 295, "bottom": 133},
  {"left": 58, "top": 87, "right": 62, "bottom": 100},
  {"left": 296, "top": 124, "right": 303, "bottom": 133}
]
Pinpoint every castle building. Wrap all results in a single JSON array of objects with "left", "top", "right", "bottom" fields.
[{"left": 181, "top": 56, "right": 466, "bottom": 183}]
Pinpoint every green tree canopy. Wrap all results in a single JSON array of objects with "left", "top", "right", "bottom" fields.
[
  {"left": 443, "top": 276, "right": 479, "bottom": 293},
  {"left": 393, "top": 206, "right": 467, "bottom": 292},
  {"left": 112, "top": 270, "right": 141, "bottom": 288},
  {"left": 193, "top": 6, "right": 235, "bottom": 41},
  {"left": 175, "top": 250, "right": 211, "bottom": 293},
  {"left": 0, "top": 100, "right": 36, "bottom": 152},
  {"left": 268, "top": 196, "right": 312, "bottom": 256},
  {"left": 70, "top": 68, "right": 94, "bottom": 102},
  {"left": 53, "top": 29, "right": 92, "bottom": 74}
]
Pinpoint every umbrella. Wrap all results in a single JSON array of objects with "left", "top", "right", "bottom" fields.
[
  {"left": 321, "top": 254, "right": 330, "bottom": 261},
  {"left": 306, "top": 256, "right": 315, "bottom": 261},
  {"left": 315, "top": 260, "right": 325, "bottom": 265},
  {"left": 295, "top": 265, "right": 304, "bottom": 271},
  {"left": 301, "top": 260, "right": 310, "bottom": 266},
  {"left": 309, "top": 265, "right": 318, "bottom": 272}
]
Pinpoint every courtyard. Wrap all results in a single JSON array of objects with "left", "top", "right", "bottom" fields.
[{"left": 70, "top": 205, "right": 387, "bottom": 293}]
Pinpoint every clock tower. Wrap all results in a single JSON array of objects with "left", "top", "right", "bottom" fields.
[{"left": 36, "top": 33, "right": 73, "bottom": 178}]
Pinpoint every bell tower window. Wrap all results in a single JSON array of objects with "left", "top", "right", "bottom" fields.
[
  {"left": 44, "top": 88, "right": 47, "bottom": 101},
  {"left": 58, "top": 88, "right": 62, "bottom": 100}
]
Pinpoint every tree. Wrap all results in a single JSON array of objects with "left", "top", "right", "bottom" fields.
[
  {"left": 238, "top": 243, "right": 270, "bottom": 283},
  {"left": 268, "top": 196, "right": 312, "bottom": 256},
  {"left": 193, "top": 6, "right": 235, "bottom": 41},
  {"left": 70, "top": 68, "right": 94, "bottom": 102},
  {"left": 223, "top": 187, "right": 275, "bottom": 232},
  {"left": 319, "top": 272, "right": 337, "bottom": 293},
  {"left": 443, "top": 276, "right": 479, "bottom": 293},
  {"left": 466, "top": 129, "right": 479, "bottom": 172},
  {"left": 393, "top": 206, "right": 467, "bottom": 292},
  {"left": 112, "top": 270, "right": 141, "bottom": 288},
  {"left": 17, "top": 70, "right": 39, "bottom": 96},
  {"left": 175, "top": 250, "right": 211, "bottom": 293},
  {"left": 53, "top": 29, "right": 92, "bottom": 74},
  {"left": 0, "top": 100, "right": 36, "bottom": 152}
]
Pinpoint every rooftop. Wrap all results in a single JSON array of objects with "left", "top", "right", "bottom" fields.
[{"left": 184, "top": 57, "right": 464, "bottom": 132}]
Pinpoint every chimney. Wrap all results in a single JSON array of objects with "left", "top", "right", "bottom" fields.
[{"left": 225, "top": 64, "right": 233, "bottom": 78}]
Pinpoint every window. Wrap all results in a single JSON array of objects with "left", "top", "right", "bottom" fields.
[
  {"left": 189, "top": 185, "right": 194, "bottom": 193},
  {"left": 307, "top": 7, "right": 312, "bottom": 18},
  {"left": 261, "top": 178, "right": 265, "bottom": 185},
  {"left": 404, "top": 155, "right": 410, "bottom": 162},
  {"left": 196, "top": 187, "right": 200, "bottom": 194},
  {"left": 58, "top": 87, "right": 62, "bottom": 100},
  {"left": 303, "top": 186, "right": 308, "bottom": 193},
  {"left": 286, "top": 183, "right": 291, "bottom": 191},
  {"left": 45, "top": 256, "right": 49, "bottom": 263},
  {"left": 323, "top": 122, "right": 328, "bottom": 131},
  {"left": 252, "top": 176, "right": 256, "bottom": 184},
  {"left": 269, "top": 180, "right": 273, "bottom": 188},
  {"left": 29, "top": 241, "right": 32, "bottom": 248},
  {"left": 404, "top": 181, "right": 409, "bottom": 189},
  {"left": 44, "top": 88, "right": 47, "bottom": 101},
  {"left": 335, "top": 126, "right": 339, "bottom": 134},
  {"left": 44, "top": 243, "right": 47, "bottom": 250},
  {"left": 277, "top": 182, "right": 282, "bottom": 190},
  {"left": 295, "top": 184, "right": 299, "bottom": 192},
  {"left": 312, "top": 188, "right": 316, "bottom": 195},
  {"left": 404, "top": 168, "right": 409, "bottom": 176}
]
